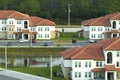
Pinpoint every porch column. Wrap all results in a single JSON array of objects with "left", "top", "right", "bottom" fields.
[
  {"left": 105, "top": 71, "right": 107, "bottom": 80},
  {"left": 117, "top": 33, "right": 119, "bottom": 37},
  {"left": 114, "top": 71, "right": 116, "bottom": 80}
]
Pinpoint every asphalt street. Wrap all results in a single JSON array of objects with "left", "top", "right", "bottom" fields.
[{"left": 0, "top": 75, "right": 21, "bottom": 80}]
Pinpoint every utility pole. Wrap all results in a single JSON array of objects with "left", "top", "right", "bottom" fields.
[
  {"left": 68, "top": 3, "right": 71, "bottom": 27},
  {"left": 5, "top": 47, "right": 7, "bottom": 69},
  {"left": 50, "top": 55, "right": 52, "bottom": 80}
]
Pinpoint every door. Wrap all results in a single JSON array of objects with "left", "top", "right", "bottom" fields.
[{"left": 107, "top": 72, "right": 114, "bottom": 80}]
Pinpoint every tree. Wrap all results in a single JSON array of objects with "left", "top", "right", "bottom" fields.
[{"left": 17, "top": 0, "right": 40, "bottom": 16}]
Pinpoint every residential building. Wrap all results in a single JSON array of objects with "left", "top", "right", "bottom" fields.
[
  {"left": 81, "top": 12, "right": 120, "bottom": 41},
  {"left": 0, "top": 10, "right": 55, "bottom": 40},
  {"left": 61, "top": 37, "right": 120, "bottom": 80}
]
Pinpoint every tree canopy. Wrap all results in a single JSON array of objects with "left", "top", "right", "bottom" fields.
[{"left": 0, "top": 0, "right": 120, "bottom": 24}]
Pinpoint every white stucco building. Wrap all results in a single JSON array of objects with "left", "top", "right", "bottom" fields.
[
  {"left": 0, "top": 10, "right": 56, "bottom": 40},
  {"left": 81, "top": 12, "right": 120, "bottom": 41},
  {"left": 61, "top": 37, "right": 120, "bottom": 80}
]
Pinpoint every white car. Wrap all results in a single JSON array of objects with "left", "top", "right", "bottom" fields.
[{"left": 19, "top": 39, "right": 29, "bottom": 43}]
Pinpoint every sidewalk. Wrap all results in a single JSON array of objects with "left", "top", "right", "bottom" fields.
[{"left": 0, "top": 69, "right": 50, "bottom": 80}]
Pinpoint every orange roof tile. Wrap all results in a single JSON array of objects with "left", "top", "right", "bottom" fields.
[
  {"left": 105, "top": 65, "right": 116, "bottom": 71},
  {"left": 62, "top": 38, "right": 120, "bottom": 60},
  {"left": 92, "top": 68, "right": 105, "bottom": 72},
  {"left": 29, "top": 16, "right": 55, "bottom": 26},
  {"left": 81, "top": 12, "right": 120, "bottom": 27},
  {"left": 0, "top": 10, "right": 55, "bottom": 26},
  {"left": 0, "top": 10, "right": 29, "bottom": 19},
  {"left": 13, "top": 32, "right": 22, "bottom": 34},
  {"left": 22, "top": 29, "right": 30, "bottom": 33}
]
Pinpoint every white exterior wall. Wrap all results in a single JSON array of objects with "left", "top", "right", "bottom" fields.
[
  {"left": 83, "top": 26, "right": 89, "bottom": 31},
  {"left": 104, "top": 50, "right": 120, "bottom": 66},
  {"left": 72, "top": 60, "right": 95, "bottom": 80},
  {"left": 36, "top": 26, "right": 55, "bottom": 39},
  {"left": 63, "top": 60, "right": 72, "bottom": 67},
  {"left": 89, "top": 26, "right": 105, "bottom": 40}
]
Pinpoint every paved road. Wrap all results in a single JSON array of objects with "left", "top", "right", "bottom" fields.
[
  {"left": 0, "top": 75, "right": 21, "bottom": 80},
  {"left": 0, "top": 40, "right": 91, "bottom": 47}
]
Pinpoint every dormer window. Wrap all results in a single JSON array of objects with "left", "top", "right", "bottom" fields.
[
  {"left": 24, "top": 21, "right": 28, "bottom": 29},
  {"left": 107, "top": 52, "right": 112, "bottom": 64},
  {"left": 113, "top": 21, "right": 116, "bottom": 29}
]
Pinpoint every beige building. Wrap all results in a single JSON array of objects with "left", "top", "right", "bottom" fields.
[{"left": 0, "top": 10, "right": 56, "bottom": 40}]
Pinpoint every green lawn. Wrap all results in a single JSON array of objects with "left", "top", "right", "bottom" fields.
[
  {"left": 10, "top": 66, "right": 68, "bottom": 80},
  {"left": 53, "top": 32, "right": 87, "bottom": 41},
  {"left": 0, "top": 47, "right": 67, "bottom": 57}
]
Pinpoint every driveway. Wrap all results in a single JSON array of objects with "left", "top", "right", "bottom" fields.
[
  {"left": 0, "top": 75, "right": 21, "bottom": 80},
  {"left": 0, "top": 69, "right": 50, "bottom": 80}
]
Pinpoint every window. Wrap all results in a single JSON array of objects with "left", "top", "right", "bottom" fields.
[
  {"left": 75, "top": 72, "right": 77, "bottom": 77},
  {"left": 78, "top": 62, "right": 81, "bottom": 67},
  {"left": 85, "top": 62, "right": 88, "bottom": 67},
  {"left": 38, "top": 27, "right": 43, "bottom": 31},
  {"left": 9, "top": 20, "right": 14, "bottom": 24},
  {"left": 98, "top": 27, "right": 102, "bottom": 31},
  {"left": 24, "top": 21, "right": 28, "bottom": 29},
  {"left": 85, "top": 72, "right": 91, "bottom": 78},
  {"left": 96, "top": 61, "right": 103, "bottom": 67},
  {"left": 98, "top": 34, "right": 102, "bottom": 38},
  {"left": 117, "top": 51, "right": 120, "bottom": 57},
  {"left": 45, "top": 34, "right": 49, "bottom": 38},
  {"left": 38, "top": 34, "right": 42, "bottom": 38},
  {"left": 78, "top": 72, "right": 81, "bottom": 78},
  {"left": 74, "top": 72, "right": 81, "bottom": 78},
  {"left": 116, "top": 62, "right": 120, "bottom": 67},
  {"left": 2, "top": 27, "right": 6, "bottom": 31},
  {"left": 75, "top": 62, "right": 81, "bottom": 68},
  {"left": 17, "top": 20, "right": 21, "bottom": 24},
  {"left": 85, "top": 62, "right": 91, "bottom": 68},
  {"left": 31, "top": 27, "right": 36, "bottom": 31},
  {"left": 75, "top": 62, "right": 77, "bottom": 67},
  {"left": 107, "top": 52, "right": 112, "bottom": 64},
  {"left": 17, "top": 27, "right": 22, "bottom": 31},
  {"left": 2, "top": 20, "right": 6, "bottom": 24},
  {"left": 89, "top": 62, "right": 91, "bottom": 67},
  {"left": 45, "top": 27, "right": 49, "bottom": 31},
  {"left": 91, "top": 34, "right": 96, "bottom": 38},
  {"left": 113, "top": 21, "right": 116, "bottom": 29}
]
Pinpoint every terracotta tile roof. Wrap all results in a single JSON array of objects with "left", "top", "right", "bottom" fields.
[
  {"left": 98, "top": 37, "right": 120, "bottom": 50},
  {"left": 62, "top": 37, "right": 120, "bottom": 60},
  {"left": 0, "top": 10, "right": 29, "bottom": 19},
  {"left": 13, "top": 32, "right": 22, "bottom": 34},
  {"left": 102, "top": 29, "right": 120, "bottom": 34},
  {"left": 29, "top": 16, "right": 55, "bottom": 26},
  {"left": 22, "top": 29, "right": 30, "bottom": 33},
  {"left": 105, "top": 65, "right": 116, "bottom": 71},
  {"left": 61, "top": 44, "right": 105, "bottom": 60},
  {"left": 111, "top": 29, "right": 120, "bottom": 33},
  {"left": 0, "top": 10, "right": 55, "bottom": 26},
  {"left": 116, "top": 68, "right": 120, "bottom": 72},
  {"left": 81, "top": 12, "right": 120, "bottom": 27},
  {"left": 92, "top": 68, "right": 105, "bottom": 72}
]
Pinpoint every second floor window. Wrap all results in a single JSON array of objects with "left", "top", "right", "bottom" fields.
[
  {"left": 17, "top": 20, "right": 22, "bottom": 24},
  {"left": 2, "top": 20, "right": 6, "bottom": 24},
  {"left": 113, "top": 21, "right": 116, "bottom": 29},
  {"left": 45, "top": 27, "right": 49, "bottom": 31}
]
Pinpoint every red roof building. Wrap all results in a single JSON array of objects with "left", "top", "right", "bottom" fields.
[
  {"left": 0, "top": 10, "right": 56, "bottom": 40},
  {"left": 81, "top": 12, "right": 120, "bottom": 42},
  {"left": 62, "top": 38, "right": 120, "bottom": 80}
]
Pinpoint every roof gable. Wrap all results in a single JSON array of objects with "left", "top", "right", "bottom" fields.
[{"left": 82, "top": 12, "right": 120, "bottom": 27}]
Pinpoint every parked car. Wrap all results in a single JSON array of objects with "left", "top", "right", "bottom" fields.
[
  {"left": 19, "top": 39, "right": 29, "bottom": 43},
  {"left": 43, "top": 42, "right": 48, "bottom": 46},
  {"left": 32, "top": 39, "right": 36, "bottom": 43},
  {"left": 4, "top": 42, "right": 12, "bottom": 46}
]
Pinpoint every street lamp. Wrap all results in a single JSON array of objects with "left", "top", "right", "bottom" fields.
[
  {"left": 68, "top": 3, "right": 71, "bottom": 27},
  {"left": 30, "top": 32, "right": 32, "bottom": 47},
  {"left": 5, "top": 46, "right": 7, "bottom": 69}
]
